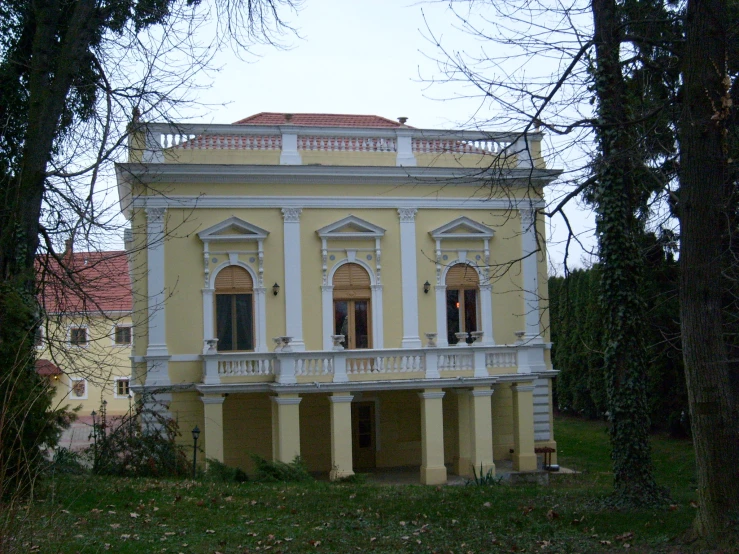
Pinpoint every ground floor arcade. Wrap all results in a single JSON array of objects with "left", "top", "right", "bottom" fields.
[{"left": 175, "top": 380, "right": 557, "bottom": 485}]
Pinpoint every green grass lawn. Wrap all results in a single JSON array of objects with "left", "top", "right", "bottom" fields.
[{"left": 9, "top": 415, "right": 712, "bottom": 553}]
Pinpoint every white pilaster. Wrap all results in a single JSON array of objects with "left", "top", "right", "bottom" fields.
[
  {"left": 202, "top": 288, "right": 214, "bottom": 349},
  {"left": 480, "top": 284, "right": 495, "bottom": 345},
  {"left": 398, "top": 208, "right": 422, "bottom": 348},
  {"left": 145, "top": 208, "right": 171, "bottom": 387},
  {"left": 371, "top": 284, "right": 384, "bottom": 349},
  {"left": 282, "top": 208, "right": 305, "bottom": 351},
  {"left": 434, "top": 285, "right": 448, "bottom": 347},
  {"left": 321, "top": 285, "right": 334, "bottom": 350},
  {"left": 146, "top": 207, "right": 167, "bottom": 357},
  {"left": 520, "top": 208, "right": 541, "bottom": 340},
  {"left": 254, "top": 287, "right": 267, "bottom": 352}
]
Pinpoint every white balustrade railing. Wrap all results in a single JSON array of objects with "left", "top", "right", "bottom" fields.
[
  {"left": 347, "top": 352, "right": 425, "bottom": 374},
  {"left": 202, "top": 344, "right": 534, "bottom": 385},
  {"left": 218, "top": 356, "right": 274, "bottom": 377},
  {"left": 438, "top": 352, "right": 474, "bottom": 371},
  {"left": 138, "top": 122, "right": 540, "bottom": 168}
]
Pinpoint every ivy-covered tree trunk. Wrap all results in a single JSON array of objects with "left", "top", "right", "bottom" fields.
[
  {"left": 590, "top": 0, "right": 664, "bottom": 506},
  {"left": 678, "top": 0, "right": 739, "bottom": 539}
]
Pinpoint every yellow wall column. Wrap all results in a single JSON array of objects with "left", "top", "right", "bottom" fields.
[
  {"left": 201, "top": 394, "right": 226, "bottom": 464},
  {"left": 418, "top": 389, "right": 447, "bottom": 485},
  {"left": 454, "top": 390, "right": 472, "bottom": 477},
  {"left": 512, "top": 384, "right": 537, "bottom": 471},
  {"left": 328, "top": 394, "right": 354, "bottom": 481},
  {"left": 470, "top": 387, "right": 495, "bottom": 476},
  {"left": 271, "top": 394, "right": 302, "bottom": 463}
]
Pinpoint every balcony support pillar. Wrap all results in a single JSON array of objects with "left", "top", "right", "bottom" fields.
[
  {"left": 418, "top": 389, "right": 447, "bottom": 485},
  {"left": 329, "top": 394, "right": 355, "bottom": 481},
  {"left": 271, "top": 394, "right": 302, "bottom": 463},
  {"left": 512, "top": 384, "right": 537, "bottom": 471},
  {"left": 201, "top": 394, "right": 226, "bottom": 465}
]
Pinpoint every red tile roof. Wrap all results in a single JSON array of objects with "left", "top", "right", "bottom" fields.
[
  {"left": 234, "top": 112, "right": 410, "bottom": 128},
  {"left": 37, "top": 251, "right": 132, "bottom": 314},
  {"left": 35, "top": 359, "right": 62, "bottom": 376}
]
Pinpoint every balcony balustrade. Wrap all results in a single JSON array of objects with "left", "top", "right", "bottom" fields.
[
  {"left": 136, "top": 122, "right": 540, "bottom": 169},
  {"left": 202, "top": 343, "right": 544, "bottom": 386}
]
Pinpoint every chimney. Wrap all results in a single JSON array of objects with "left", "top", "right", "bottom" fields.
[
  {"left": 284, "top": 113, "right": 293, "bottom": 123},
  {"left": 64, "top": 239, "right": 73, "bottom": 257},
  {"left": 397, "top": 117, "right": 408, "bottom": 125}
]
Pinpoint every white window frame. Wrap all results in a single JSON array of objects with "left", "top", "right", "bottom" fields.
[
  {"left": 114, "top": 377, "right": 131, "bottom": 399},
  {"left": 68, "top": 325, "right": 89, "bottom": 348},
  {"left": 112, "top": 324, "right": 132, "bottom": 347},
  {"left": 69, "top": 377, "right": 88, "bottom": 400}
]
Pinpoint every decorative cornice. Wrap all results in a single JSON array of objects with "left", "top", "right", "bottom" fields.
[
  {"left": 398, "top": 207, "right": 418, "bottom": 222},
  {"left": 271, "top": 396, "right": 302, "bottom": 405},
  {"left": 200, "top": 395, "right": 226, "bottom": 404},
  {"left": 133, "top": 195, "right": 546, "bottom": 212},
  {"left": 328, "top": 395, "right": 354, "bottom": 404},
  {"left": 116, "top": 163, "right": 561, "bottom": 187},
  {"left": 418, "top": 391, "right": 445, "bottom": 400},
  {"left": 281, "top": 208, "right": 302, "bottom": 222}
]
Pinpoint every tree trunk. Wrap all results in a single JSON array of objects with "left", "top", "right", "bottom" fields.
[
  {"left": 590, "top": 0, "right": 664, "bottom": 506},
  {"left": 678, "top": 0, "right": 739, "bottom": 539}
]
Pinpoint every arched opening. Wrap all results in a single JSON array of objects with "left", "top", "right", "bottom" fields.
[
  {"left": 333, "top": 263, "right": 372, "bottom": 349},
  {"left": 445, "top": 264, "right": 480, "bottom": 345},
  {"left": 215, "top": 266, "right": 254, "bottom": 351}
]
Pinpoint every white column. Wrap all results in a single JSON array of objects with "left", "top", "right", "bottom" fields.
[
  {"left": 202, "top": 288, "right": 215, "bottom": 350},
  {"left": 145, "top": 207, "right": 170, "bottom": 387},
  {"left": 282, "top": 208, "right": 305, "bottom": 351},
  {"left": 371, "top": 284, "right": 384, "bottom": 349},
  {"left": 398, "top": 208, "right": 422, "bottom": 348},
  {"left": 520, "top": 208, "right": 541, "bottom": 341},
  {"left": 322, "top": 285, "right": 334, "bottom": 350},
  {"left": 435, "top": 285, "right": 448, "bottom": 347},
  {"left": 480, "top": 284, "right": 495, "bottom": 345}
]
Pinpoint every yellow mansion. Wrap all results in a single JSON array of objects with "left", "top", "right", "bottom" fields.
[{"left": 117, "top": 112, "right": 560, "bottom": 483}]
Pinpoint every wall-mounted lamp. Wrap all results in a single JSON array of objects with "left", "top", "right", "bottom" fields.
[
  {"left": 423, "top": 281, "right": 431, "bottom": 294},
  {"left": 272, "top": 282, "right": 280, "bottom": 296}
]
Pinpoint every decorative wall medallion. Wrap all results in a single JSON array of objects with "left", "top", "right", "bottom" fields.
[
  {"left": 249, "top": 257, "right": 256, "bottom": 263},
  {"left": 329, "top": 255, "right": 336, "bottom": 261},
  {"left": 211, "top": 257, "right": 218, "bottom": 263},
  {"left": 476, "top": 254, "right": 481, "bottom": 260},
  {"left": 442, "top": 254, "right": 448, "bottom": 261},
  {"left": 366, "top": 254, "right": 373, "bottom": 261}
]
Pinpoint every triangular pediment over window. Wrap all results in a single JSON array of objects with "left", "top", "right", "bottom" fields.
[
  {"left": 198, "top": 217, "right": 269, "bottom": 242},
  {"left": 429, "top": 217, "right": 495, "bottom": 240},
  {"left": 317, "top": 215, "right": 385, "bottom": 239}
]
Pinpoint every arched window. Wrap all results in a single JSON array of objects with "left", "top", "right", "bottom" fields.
[
  {"left": 445, "top": 264, "right": 479, "bottom": 345},
  {"left": 215, "top": 266, "right": 254, "bottom": 351},
  {"left": 333, "top": 263, "right": 372, "bottom": 349}
]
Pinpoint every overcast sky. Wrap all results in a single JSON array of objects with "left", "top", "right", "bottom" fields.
[{"left": 163, "top": 0, "right": 598, "bottom": 271}]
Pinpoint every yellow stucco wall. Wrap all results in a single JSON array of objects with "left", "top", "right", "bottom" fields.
[{"left": 40, "top": 314, "right": 133, "bottom": 415}]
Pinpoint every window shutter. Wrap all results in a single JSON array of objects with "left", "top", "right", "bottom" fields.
[
  {"left": 446, "top": 264, "right": 480, "bottom": 287},
  {"left": 333, "top": 263, "right": 371, "bottom": 289},
  {"left": 215, "top": 266, "right": 253, "bottom": 291}
]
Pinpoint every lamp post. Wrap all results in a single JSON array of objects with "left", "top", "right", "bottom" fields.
[
  {"left": 191, "top": 425, "right": 200, "bottom": 479},
  {"left": 91, "top": 410, "right": 98, "bottom": 469}
]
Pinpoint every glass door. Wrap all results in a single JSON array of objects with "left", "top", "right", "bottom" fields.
[{"left": 334, "top": 299, "right": 371, "bottom": 349}]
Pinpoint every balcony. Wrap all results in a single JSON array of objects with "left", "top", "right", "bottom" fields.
[{"left": 201, "top": 341, "right": 548, "bottom": 390}]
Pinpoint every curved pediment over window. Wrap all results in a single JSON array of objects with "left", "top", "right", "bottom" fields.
[
  {"left": 429, "top": 216, "right": 495, "bottom": 240},
  {"left": 316, "top": 215, "right": 385, "bottom": 240},
  {"left": 198, "top": 216, "right": 269, "bottom": 243}
]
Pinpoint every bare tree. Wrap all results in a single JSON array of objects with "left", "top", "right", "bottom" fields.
[
  {"left": 425, "top": 0, "right": 738, "bottom": 536},
  {"left": 0, "top": 0, "right": 299, "bottom": 499}
]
